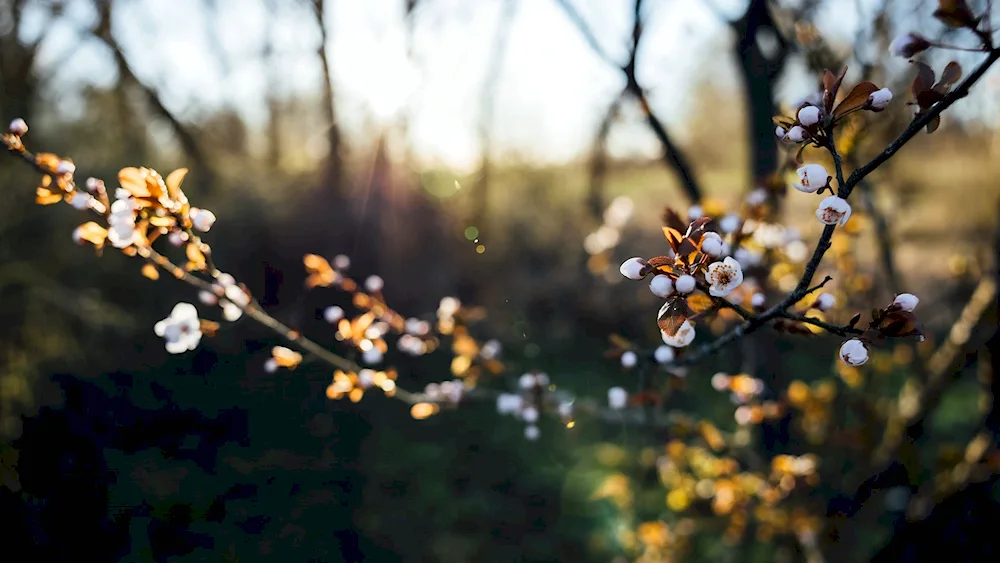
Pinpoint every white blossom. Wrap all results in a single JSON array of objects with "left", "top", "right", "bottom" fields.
[
  {"left": 649, "top": 274, "right": 675, "bottom": 298},
  {"left": 786, "top": 126, "right": 807, "bottom": 143},
  {"left": 815, "top": 196, "right": 852, "bottom": 226},
  {"left": 797, "top": 105, "right": 821, "bottom": 126},
  {"left": 746, "top": 189, "right": 768, "bottom": 206},
  {"left": 358, "top": 369, "right": 375, "bottom": 389},
  {"left": 868, "top": 88, "right": 893, "bottom": 110},
  {"left": 333, "top": 254, "right": 351, "bottom": 270},
  {"left": 364, "top": 275, "right": 384, "bottom": 293},
  {"left": 8, "top": 118, "right": 27, "bottom": 136},
  {"left": 794, "top": 164, "right": 829, "bottom": 193},
  {"left": 198, "top": 290, "right": 218, "bottom": 306},
  {"left": 497, "top": 393, "right": 523, "bottom": 415},
  {"left": 608, "top": 387, "right": 628, "bottom": 409},
  {"left": 654, "top": 345, "right": 675, "bottom": 364},
  {"left": 519, "top": 373, "right": 537, "bottom": 390},
  {"left": 839, "top": 339, "right": 869, "bottom": 366},
  {"left": 701, "top": 232, "right": 724, "bottom": 257},
  {"left": 521, "top": 406, "right": 539, "bottom": 423},
  {"left": 107, "top": 197, "right": 138, "bottom": 249},
  {"left": 620, "top": 350, "right": 638, "bottom": 368},
  {"left": 56, "top": 160, "right": 75, "bottom": 176},
  {"left": 153, "top": 303, "right": 202, "bottom": 354},
  {"left": 892, "top": 293, "right": 919, "bottom": 312},
  {"left": 524, "top": 425, "right": 541, "bottom": 441},
  {"left": 662, "top": 320, "right": 696, "bottom": 348},
  {"left": 675, "top": 274, "right": 696, "bottom": 294},
  {"left": 751, "top": 293, "right": 766, "bottom": 308},
  {"left": 69, "top": 192, "right": 91, "bottom": 210},
  {"left": 189, "top": 207, "right": 217, "bottom": 232},
  {"left": 719, "top": 214, "right": 741, "bottom": 234},
  {"left": 85, "top": 177, "right": 103, "bottom": 193},
  {"left": 711, "top": 373, "right": 730, "bottom": 391},
  {"left": 362, "top": 347, "right": 384, "bottom": 365},
  {"left": 889, "top": 33, "right": 930, "bottom": 58},
  {"left": 324, "top": 306, "right": 345, "bottom": 323},
  {"left": 815, "top": 293, "right": 836, "bottom": 311},
  {"left": 619, "top": 257, "right": 648, "bottom": 280},
  {"left": 168, "top": 230, "right": 188, "bottom": 247},
  {"left": 263, "top": 358, "right": 279, "bottom": 373},
  {"left": 480, "top": 339, "right": 502, "bottom": 360},
  {"left": 706, "top": 257, "right": 744, "bottom": 297}
]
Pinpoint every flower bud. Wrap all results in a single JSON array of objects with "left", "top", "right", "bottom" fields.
[
  {"left": 649, "top": 274, "right": 674, "bottom": 298},
  {"left": 750, "top": 293, "right": 766, "bottom": 308},
  {"left": 793, "top": 164, "right": 828, "bottom": 193},
  {"left": 839, "top": 339, "right": 869, "bottom": 366},
  {"left": 198, "top": 290, "right": 218, "bottom": 306},
  {"left": 868, "top": 88, "right": 892, "bottom": 111},
  {"left": 8, "top": 118, "right": 28, "bottom": 136},
  {"left": 815, "top": 293, "right": 836, "bottom": 311},
  {"left": 675, "top": 274, "right": 696, "bottom": 294},
  {"left": 775, "top": 125, "right": 787, "bottom": 139},
  {"left": 620, "top": 350, "right": 638, "bottom": 368},
  {"left": 797, "top": 105, "right": 821, "bottom": 126},
  {"left": 70, "top": 192, "right": 91, "bottom": 210},
  {"left": 661, "top": 320, "right": 696, "bottom": 348},
  {"left": 701, "top": 232, "right": 724, "bottom": 257},
  {"left": 892, "top": 293, "right": 919, "bottom": 312},
  {"left": 324, "top": 305, "right": 345, "bottom": 323},
  {"left": 608, "top": 387, "right": 628, "bottom": 410},
  {"left": 619, "top": 257, "right": 648, "bottom": 280},
  {"left": 189, "top": 207, "right": 216, "bottom": 232},
  {"left": 521, "top": 406, "right": 539, "bottom": 423},
  {"left": 168, "top": 230, "right": 188, "bottom": 247},
  {"left": 786, "top": 126, "right": 807, "bottom": 143},
  {"left": 519, "top": 373, "right": 536, "bottom": 389},
  {"left": 889, "top": 33, "right": 931, "bottom": 58},
  {"left": 654, "top": 345, "right": 675, "bottom": 364},
  {"left": 815, "top": 196, "right": 852, "bottom": 226},
  {"left": 56, "top": 160, "right": 76, "bottom": 176},
  {"left": 364, "top": 275, "right": 384, "bottom": 293}
]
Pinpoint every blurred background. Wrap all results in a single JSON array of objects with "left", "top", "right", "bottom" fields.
[{"left": 2, "top": 0, "right": 1000, "bottom": 561}]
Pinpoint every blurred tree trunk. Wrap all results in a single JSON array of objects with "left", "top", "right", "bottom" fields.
[
  {"left": 313, "top": 0, "right": 344, "bottom": 190},
  {"left": 0, "top": 0, "right": 39, "bottom": 123}
]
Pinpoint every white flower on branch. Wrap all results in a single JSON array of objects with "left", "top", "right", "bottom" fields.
[
  {"left": 815, "top": 293, "right": 836, "bottom": 311},
  {"left": 153, "top": 302, "right": 202, "bottom": 354},
  {"left": 323, "top": 305, "right": 344, "bottom": 323},
  {"left": 751, "top": 293, "right": 766, "bottom": 308},
  {"left": 797, "top": 105, "right": 821, "bottom": 126},
  {"left": 364, "top": 275, "right": 384, "bottom": 293},
  {"left": 521, "top": 406, "right": 539, "bottom": 423},
  {"left": 168, "top": 230, "right": 188, "bottom": 247},
  {"left": 362, "top": 347, "right": 384, "bottom": 365},
  {"left": 620, "top": 350, "right": 638, "bottom": 368},
  {"left": 198, "top": 290, "right": 218, "bottom": 306},
  {"left": 654, "top": 345, "right": 675, "bottom": 364},
  {"left": 701, "top": 232, "right": 724, "bottom": 257},
  {"left": 220, "top": 283, "right": 250, "bottom": 322},
  {"left": 816, "top": 196, "right": 852, "bottom": 226},
  {"left": 69, "top": 192, "right": 91, "bottom": 210},
  {"left": 107, "top": 197, "right": 139, "bottom": 249},
  {"left": 785, "top": 126, "right": 807, "bottom": 143},
  {"left": 793, "top": 164, "right": 829, "bottom": 193},
  {"left": 892, "top": 293, "right": 919, "bottom": 312},
  {"left": 189, "top": 207, "right": 217, "bottom": 232},
  {"left": 8, "top": 118, "right": 27, "bottom": 136},
  {"left": 839, "top": 339, "right": 869, "bottom": 366},
  {"left": 519, "top": 373, "right": 537, "bottom": 390},
  {"left": 497, "top": 393, "right": 523, "bottom": 415},
  {"left": 619, "top": 257, "right": 648, "bottom": 280},
  {"left": 719, "top": 214, "right": 741, "bottom": 235},
  {"left": 868, "top": 88, "right": 893, "bottom": 111},
  {"left": 706, "top": 257, "right": 744, "bottom": 297},
  {"left": 662, "top": 320, "right": 696, "bottom": 348},
  {"left": 85, "top": 177, "right": 104, "bottom": 193},
  {"left": 889, "top": 33, "right": 930, "bottom": 58},
  {"left": 56, "top": 160, "right": 75, "bottom": 176},
  {"left": 608, "top": 387, "right": 628, "bottom": 409},
  {"left": 675, "top": 274, "right": 696, "bottom": 294},
  {"left": 649, "top": 274, "right": 674, "bottom": 298}
]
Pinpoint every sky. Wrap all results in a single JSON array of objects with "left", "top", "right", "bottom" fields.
[{"left": 17, "top": 0, "right": 1000, "bottom": 172}]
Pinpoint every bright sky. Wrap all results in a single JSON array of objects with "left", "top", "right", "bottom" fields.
[{"left": 18, "top": 0, "right": 1000, "bottom": 172}]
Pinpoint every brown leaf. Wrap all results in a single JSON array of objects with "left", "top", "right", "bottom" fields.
[
  {"left": 848, "top": 312, "right": 862, "bottom": 328},
  {"left": 910, "top": 61, "right": 936, "bottom": 98},
  {"left": 926, "top": 114, "right": 941, "bottom": 134},
  {"left": 686, "top": 293, "right": 715, "bottom": 314},
  {"left": 662, "top": 226, "right": 684, "bottom": 253},
  {"left": 833, "top": 81, "right": 879, "bottom": 118},
  {"left": 823, "top": 67, "right": 849, "bottom": 112},
  {"left": 935, "top": 61, "right": 963, "bottom": 92},
  {"left": 915, "top": 89, "right": 946, "bottom": 109},
  {"left": 686, "top": 216, "right": 712, "bottom": 236},
  {"left": 657, "top": 298, "right": 691, "bottom": 336},
  {"left": 662, "top": 207, "right": 687, "bottom": 233},
  {"left": 933, "top": 0, "right": 978, "bottom": 28}
]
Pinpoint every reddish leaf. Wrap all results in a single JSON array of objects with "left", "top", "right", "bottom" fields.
[
  {"left": 658, "top": 298, "right": 691, "bottom": 336},
  {"left": 662, "top": 226, "right": 683, "bottom": 253},
  {"left": 935, "top": 61, "right": 963, "bottom": 92},
  {"left": 686, "top": 216, "right": 712, "bottom": 236},
  {"left": 823, "top": 67, "right": 849, "bottom": 112},
  {"left": 848, "top": 312, "right": 862, "bottom": 328},
  {"left": 662, "top": 207, "right": 687, "bottom": 233},
  {"left": 910, "top": 61, "right": 936, "bottom": 98},
  {"left": 926, "top": 114, "right": 942, "bottom": 134},
  {"left": 916, "top": 89, "right": 946, "bottom": 109},
  {"left": 933, "top": 0, "right": 978, "bottom": 28},
  {"left": 646, "top": 255, "right": 675, "bottom": 270},
  {"left": 833, "top": 81, "right": 879, "bottom": 118}
]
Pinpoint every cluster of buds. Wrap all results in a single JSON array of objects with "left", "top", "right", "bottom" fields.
[
  {"left": 495, "top": 371, "right": 553, "bottom": 441},
  {"left": 324, "top": 368, "right": 400, "bottom": 403},
  {"left": 620, "top": 211, "right": 750, "bottom": 350},
  {"left": 838, "top": 293, "right": 922, "bottom": 367}
]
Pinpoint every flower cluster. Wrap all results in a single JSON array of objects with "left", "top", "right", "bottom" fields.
[
  {"left": 838, "top": 293, "right": 922, "bottom": 367},
  {"left": 496, "top": 372, "right": 553, "bottom": 441}
]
